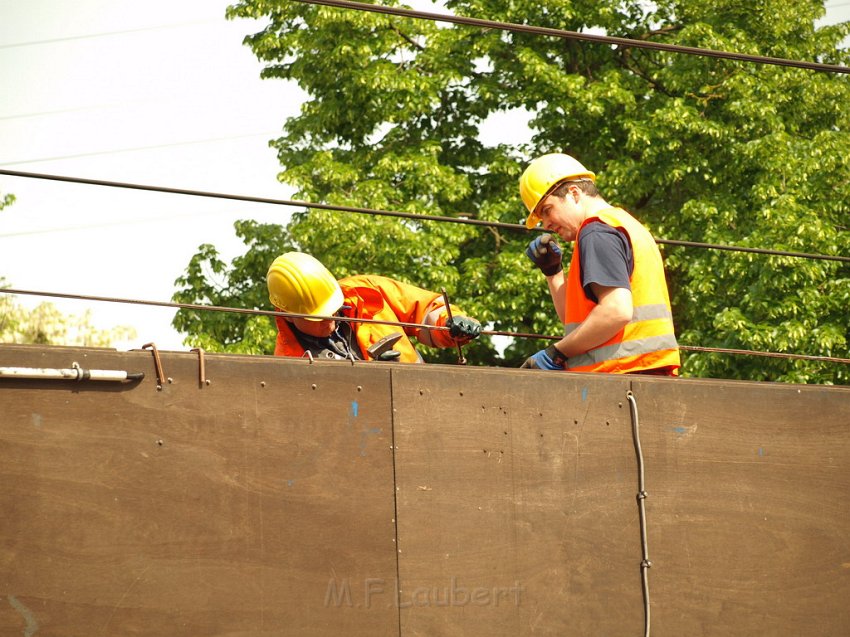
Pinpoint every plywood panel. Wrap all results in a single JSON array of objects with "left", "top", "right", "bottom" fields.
[
  {"left": 391, "top": 366, "right": 645, "bottom": 636},
  {"left": 2, "top": 344, "right": 849, "bottom": 636},
  {"left": 630, "top": 377, "right": 850, "bottom": 636},
  {"left": 0, "top": 345, "right": 399, "bottom": 637}
]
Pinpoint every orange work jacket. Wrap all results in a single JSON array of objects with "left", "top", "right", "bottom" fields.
[
  {"left": 563, "top": 207, "right": 680, "bottom": 374},
  {"left": 274, "top": 274, "right": 443, "bottom": 363}
]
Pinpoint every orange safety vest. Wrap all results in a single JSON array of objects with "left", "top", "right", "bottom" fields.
[
  {"left": 274, "top": 274, "right": 444, "bottom": 363},
  {"left": 563, "top": 207, "right": 680, "bottom": 374}
]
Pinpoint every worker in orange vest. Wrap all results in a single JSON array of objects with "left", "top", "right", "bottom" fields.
[
  {"left": 266, "top": 252, "right": 481, "bottom": 362},
  {"left": 519, "top": 153, "right": 680, "bottom": 375}
]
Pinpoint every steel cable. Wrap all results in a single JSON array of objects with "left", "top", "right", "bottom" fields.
[
  {"left": 2, "top": 287, "right": 849, "bottom": 366},
  {"left": 289, "top": 0, "right": 850, "bottom": 75},
  {"left": 2, "top": 169, "right": 848, "bottom": 264}
]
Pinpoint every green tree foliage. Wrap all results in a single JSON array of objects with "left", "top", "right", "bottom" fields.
[
  {"left": 172, "top": 220, "right": 294, "bottom": 354},
  {"left": 175, "top": 0, "right": 850, "bottom": 382}
]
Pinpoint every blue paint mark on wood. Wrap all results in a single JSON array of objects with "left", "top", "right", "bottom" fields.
[
  {"left": 8, "top": 595, "right": 39, "bottom": 637},
  {"left": 581, "top": 388, "right": 588, "bottom": 402},
  {"left": 351, "top": 401, "right": 359, "bottom": 418},
  {"left": 671, "top": 424, "right": 698, "bottom": 439}
]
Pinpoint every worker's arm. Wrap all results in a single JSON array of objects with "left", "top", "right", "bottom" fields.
[
  {"left": 526, "top": 234, "right": 567, "bottom": 322},
  {"left": 546, "top": 270, "right": 567, "bottom": 322},
  {"left": 521, "top": 284, "right": 632, "bottom": 370},
  {"left": 553, "top": 284, "right": 632, "bottom": 358}
]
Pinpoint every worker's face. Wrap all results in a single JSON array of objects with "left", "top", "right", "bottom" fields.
[
  {"left": 537, "top": 187, "right": 584, "bottom": 242},
  {"left": 290, "top": 316, "right": 336, "bottom": 337}
]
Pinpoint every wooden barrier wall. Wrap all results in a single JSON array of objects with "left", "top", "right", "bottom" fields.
[{"left": 1, "top": 344, "right": 848, "bottom": 636}]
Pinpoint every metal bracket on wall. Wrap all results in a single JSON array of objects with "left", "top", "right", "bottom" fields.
[
  {"left": 141, "top": 343, "right": 169, "bottom": 391},
  {"left": 190, "top": 348, "right": 210, "bottom": 387}
]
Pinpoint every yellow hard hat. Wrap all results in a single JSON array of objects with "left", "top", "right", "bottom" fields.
[
  {"left": 519, "top": 153, "right": 596, "bottom": 228},
  {"left": 267, "top": 252, "right": 344, "bottom": 320}
]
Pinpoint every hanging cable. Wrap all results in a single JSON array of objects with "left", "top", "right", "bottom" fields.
[
  {"left": 289, "top": 0, "right": 850, "bottom": 75},
  {"left": 2, "top": 169, "right": 847, "bottom": 264},
  {"left": 1, "top": 288, "right": 848, "bottom": 366},
  {"left": 626, "top": 390, "right": 651, "bottom": 637}
]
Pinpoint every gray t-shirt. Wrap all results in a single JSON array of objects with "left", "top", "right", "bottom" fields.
[{"left": 578, "top": 221, "right": 634, "bottom": 304}]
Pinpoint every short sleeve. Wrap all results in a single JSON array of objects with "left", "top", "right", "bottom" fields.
[{"left": 578, "top": 222, "right": 634, "bottom": 303}]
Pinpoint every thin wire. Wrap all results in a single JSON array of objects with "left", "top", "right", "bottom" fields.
[
  {"left": 0, "top": 287, "right": 442, "bottom": 333},
  {"left": 289, "top": 0, "right": 850, "bottom": 75},
  {"left": 679, "top": 345, "right": 850, "bottom": 365},
  {"left": 0, "top": 133, "right": 278, "bottom": 167},
  {"left": 0, "top": 19, "right": 219, "bottom": 49},
  {"left": 2, "top": 169, "right": 848, "bottom": 263},
  {"left": 2, "top": 287, "right": 848, "bottom": 365},
  {"left": 627, "top": 391, "right": 651, "bottom": 637}
]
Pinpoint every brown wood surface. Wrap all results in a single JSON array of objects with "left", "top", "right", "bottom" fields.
[
  {"left": 0, "top": 345, "right": 399, "bottom": 636},
  {"left": 630, "top": 376, "right": 850, "bottom": 636},
  {"left": 391, "top": 369, "right": 850, "bottom": 636},
  {"left": 1, "top": 344, "right": 849, "bottom": 636},
  {"left": 391, "top": 365, "right": 643, "bottom": 636}
]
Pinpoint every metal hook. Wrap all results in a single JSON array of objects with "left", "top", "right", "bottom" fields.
[
  {"left": 189, "top": 348, "right": 208, "bottom": 387},
  {"left": 141, "top": 343, "right": 166, "bottom": 390}
]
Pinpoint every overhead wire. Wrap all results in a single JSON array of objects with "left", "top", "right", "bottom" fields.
[
  {"left": 1, "top": 287, "right": 848, "bottom": 366},
  {"left": 0, "top": 133, "right": 279, "bottom": 167},
  {"left": 2, "top": 5, "right": 848, "bottom": 368},
  {"left": 0, "top": 19, "right": 220, "bottom": 50},
  {"left": 289, "top": 0, "right": 850, "bottom": 74},
  {"left": 2, "top": 169, "right": 848, "bottom": 264}
]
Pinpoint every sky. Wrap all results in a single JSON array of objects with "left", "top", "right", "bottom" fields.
[
  {"left": 0, "top": 0, "right": 304, "bottom": 349},
  {"left": 1, "top": 0, "right": 849, "bottom": 352}
]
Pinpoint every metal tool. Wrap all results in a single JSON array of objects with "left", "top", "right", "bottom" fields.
[
  {"left": 367, "top": 332, "right": 403, "bottom": 361},
  {"left": 440, "top": 287, "right": 467, "bottom": 365}
]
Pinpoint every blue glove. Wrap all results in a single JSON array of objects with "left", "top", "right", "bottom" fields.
[
  {"left": 525, "top": 234, "right": 563, "bottom": 276},
  {"left": 520, "top": 345, "right": 566, "bottom": 370}
]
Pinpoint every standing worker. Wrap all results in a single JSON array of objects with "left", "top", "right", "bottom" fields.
[
  {"left": 266, "top": 252, "right": 481, "bottom": 362},
  {"left": 519, "top": 153, "right": 680, "bottom": 375}
]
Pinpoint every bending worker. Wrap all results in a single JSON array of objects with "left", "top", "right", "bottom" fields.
[
  {"left": 267, "top": 251, "right": 481, "bottom": 362},
  {"left": 520, "top": 153, "right": 680, "bottom": 375}
]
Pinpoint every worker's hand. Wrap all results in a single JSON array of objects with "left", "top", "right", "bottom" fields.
[
  {"left": 446, "top": 316, "right": 481, "bottom": 343},
  {"left": 520, "top": 345, "right": 566, "bottom": 370},
  {"left": 525, "top": 234, "right": 563, "bottom": 276}
]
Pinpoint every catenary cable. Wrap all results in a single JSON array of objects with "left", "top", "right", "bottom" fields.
[
  {"left": 288, "top": 0, "right": 850, "bottom": 75},
  {"left": 1, "top": 169, "right": 847, "bottom": 264},
  {"left": 2, "top": 288, "right": 848, "bottom": 366}
]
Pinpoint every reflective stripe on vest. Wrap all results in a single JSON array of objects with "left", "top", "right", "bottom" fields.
[{"left": 563, "top": 208, "right": 680, "bottom": 374}]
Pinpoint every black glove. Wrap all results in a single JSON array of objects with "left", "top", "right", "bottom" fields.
[
  {"left": 446, "top": 316, "right": 482, "bottom": 340},
  {"left": 525, "top": 234, "right": 563, "bottom": 276}
]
